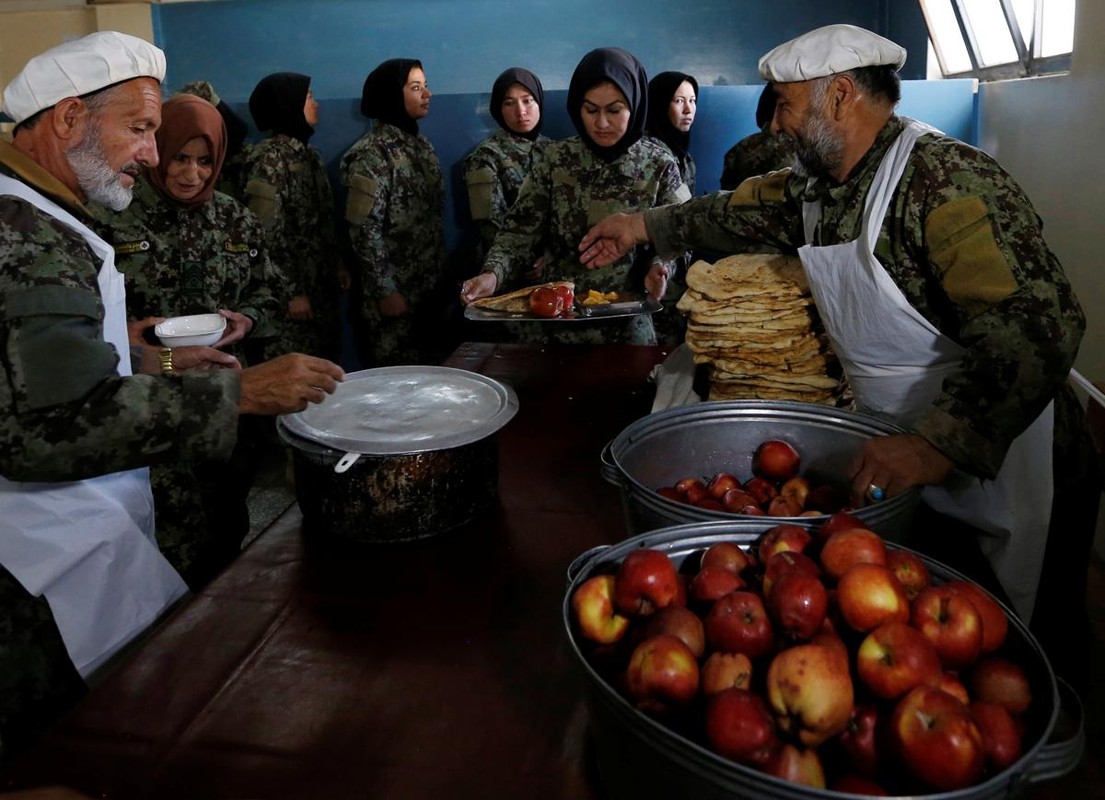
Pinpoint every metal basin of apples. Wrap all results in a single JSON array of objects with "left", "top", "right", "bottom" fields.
[
  {"left": 601, "top": 400, "right": 922, "bottom": 542},
  {"left": 563, "top": 520, "right": 1083, "bottom": 800}
]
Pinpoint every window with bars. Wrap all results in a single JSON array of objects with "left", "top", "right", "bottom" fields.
[{"left": 920, "top": 0, "right": 1074, "bottom": 81}]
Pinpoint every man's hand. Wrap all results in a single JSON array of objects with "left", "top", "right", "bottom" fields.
[
  {"left": 288, "top": 295, "right": 313, "bottom": 320},
  {"left": 128, "top": 315, "right": 163, "bottom": 347},
  {"left": 460, "top": 271, "right": 498, "bottom": 305},
  {"left": 239, "top": 353, "right": 345, "bottom": 415},
  {"left": 579, "top": 212, "right": 649, "bottom": 268},
  {"left": 847, "top": 433, "right": 955, "bottom": 507},
  {"left": 171, "top": 346, "right": 241, "bottom": 371},
  {"left": 644, "top": 262, "right": 671, "bottom": 301},
  {"left": 378, "top": 292, "right": 409, "bottom": 317},
  {"left": 214, "top": 309, "right": 254, "bottom": 346}
]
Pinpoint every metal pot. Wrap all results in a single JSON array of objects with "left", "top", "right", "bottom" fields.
[
  {"left": 277, "top": 366, "right": 518, "bottom": 543},
  {"left": 601, "top": 400, "right": 921, "bottom": 541},
  {"left": 563, "top": 521, "right": 1084, "bottom": 800}
]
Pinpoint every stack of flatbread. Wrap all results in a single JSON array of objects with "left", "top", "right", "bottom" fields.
[{"left": 676, "top": 254, "right": 844, "bottom": 405}]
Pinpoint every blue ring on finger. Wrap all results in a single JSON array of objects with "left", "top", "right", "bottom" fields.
[{"left": 866, "top": 484, "right": 886, "bottom": 502}]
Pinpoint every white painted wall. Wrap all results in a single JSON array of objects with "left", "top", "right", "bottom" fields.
[{"left": 976, "top": 0, "right": 1105, "bottom": 553}]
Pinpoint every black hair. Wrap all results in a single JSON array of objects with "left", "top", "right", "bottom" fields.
[{"left": 850, "top": 64, "right": 901, "bottom": 105}]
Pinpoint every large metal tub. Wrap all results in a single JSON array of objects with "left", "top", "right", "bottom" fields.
[
  {"left": 601, "top": 400, "right": 921, "bottom": 541},
  {"left": 564, "top": 520, "right": 1083, "bottom": 800}
]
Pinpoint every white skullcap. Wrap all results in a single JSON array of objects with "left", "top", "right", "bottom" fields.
[
  {"left": 758, "top": 24, "right": 906, "bottom": 83},
  {"left": 2, "top": 31, "right": 165, "bottom": 125}
]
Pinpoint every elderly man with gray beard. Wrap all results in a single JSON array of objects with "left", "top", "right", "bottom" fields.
[
  {"left": 0, "top": 31, "right": 344, "bottom": 761},
  {"left": 580, "top": 24, "right": 1098, "bottom": 695}
]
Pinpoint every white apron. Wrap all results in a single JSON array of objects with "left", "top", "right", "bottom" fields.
[
  {"left": 0, "top": 174, "right": 188, "bottom": 679},
  {"left": 797, "top": 119, "right": 1053, "bottom": 621}
]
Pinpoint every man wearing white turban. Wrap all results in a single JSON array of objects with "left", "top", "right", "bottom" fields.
[
  {"left": 0, "top": 31, "right": 344, "bottom": 759},
  {"left": 580, "top": 24, "right": 1097, "bottom": 694}
]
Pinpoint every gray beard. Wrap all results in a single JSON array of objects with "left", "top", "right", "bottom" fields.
[
  {"left": 786, "top": 108, "right": 844, "bottom": 179},
  {"left": 66, "top": 124, "right": 135, "bottom": 211}
]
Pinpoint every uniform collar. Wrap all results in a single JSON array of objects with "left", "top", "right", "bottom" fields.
[
  {"left": 798, "top": 116, "right": 905, "bottom": 205},
  {"left": 0, "top": 139, "right": 91, "bottom": 218}
]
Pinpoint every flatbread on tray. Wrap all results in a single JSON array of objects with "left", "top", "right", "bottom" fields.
[{"left": 470, "top": 281, "right": 574, "bottom": 314}]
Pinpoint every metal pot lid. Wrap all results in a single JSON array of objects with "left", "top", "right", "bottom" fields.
[{"left": 279, "top": 366, "right": 518, "bottom": 456}]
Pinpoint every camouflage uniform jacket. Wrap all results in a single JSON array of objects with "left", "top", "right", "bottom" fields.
[
  {"left": 340, "top": 121, "right": 447, "bottom": 312},
  {"left": 91, "top": 178, "right": 282, "bottom": 342},
  {"left": 0, "top": 140, "right": 238, "bottom": 482},
  {"left": 644, "top": 134, "right": 696, "bottom": 195},
  {"left": 646, "top": 116, "right": 1086, "bottom": 478},
  {"left": 463, "top": 129, "right": 551, "bottom": 256},
  {"left": 244, "top": 134, "right": 339, "bottom": 301},
  {"left": 484, "top": 136, "right": 690, "bottom": 294},
  {"left": 719, "top": 129, "right": 795, "bottom": 190}
]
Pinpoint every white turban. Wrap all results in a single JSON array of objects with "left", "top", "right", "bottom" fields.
[
  {"left": 2, "top": 31, "right": 165, "bottom": 125},
  {"left": 759, "top": 24, "right": 906, "bottom": 83}
]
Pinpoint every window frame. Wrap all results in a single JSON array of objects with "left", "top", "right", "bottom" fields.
[{"left": 920, "top": 0, "right": 1072, "bottom": 81}]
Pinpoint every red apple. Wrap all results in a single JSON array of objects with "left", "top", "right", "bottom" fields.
[
  {"left": 613, "top": 548, "right": 680, "bottom": 616},
  {"left": 967, "top": 656, "right": 1032, "bottom": 715},
  {"left": 938, "top": 671, "right": 971, "bottom": 705},
  {"left": 886, "top": 548, "right": 931, "bottom": 600},
  {"left": 767, "top": 495, "right": 802, "bottom": 517},
  {"left": 705, "top": 590, "right": 775, "bottom": 659},
  {"left": 778, "top": 476, "right": 811, "bottom": 511},
  {"left": 700, "top": 651, "right": 753, "bottom": 696},
  {"left": 830, "top": 774, "right": 889, "bottom": 795},
  {"left": 756, "top": 523, "right": 812, "bottom": 563},
  {"left": 836, "top": 563, "right": 910, "bottom": 632},
  {"left": 743, "top": 475, "right": 778, "bottom": 507},
  {"left": 762, "top": 549, "right": 821, "bottom": 597},
  {"left": 911, "top": 584, "right": 984, "bottom": 669},
  {"left": 624, "top": 634, "right": 700, "bottom": 714},
  {"left": 765, "top": 643, "right": 854, "bottom": 747},
  {"left": 694, "top": 496, "right": 725, "bottom": 511},
  {"left": 689, "top": 566, "right": 745, "bottom": 604},
  {"left": 707, "top": 471, "right": 741, "bottom": 500},
  {"left": 856, "top": 621, "right": 942, "bottom": 700},
  {"left": 970, "top": 700, "right": 1024, "bottom": 771},
  {"left": 703, "top": 687, "right": 781, "bottom": 767},
  {"left": 676, "top": 477, "right": 708, "bottom": 505},
  {"left": 700, "top": 541, "right": 752, "bottom": 576},
  {"left": 819, "top": 528, "right": 888, "bottom": 581},
  {"left": 765, "top": 571, "right": 828, "bottom": 642},
  {"left": 721, "top": 488, "right": 759, "bottom": 513},
  {"left": 763, "top": 743, "right": 826, "bottom": 789},
  {"left": 889, "top": 685, "right": 985, "bottom": 791},
  {"left": 753, "top": 439, "right": 801, "bottom": 482},
  {"left": 947, "top": 580, "right": 1009, "bottom": 654},
  {"left": 571, "top": 575, "right": 631, "bottom": 644},
  {"left": 816, "top": 509, "right": 867, "bottom": 541},
  {"left": 838, "top": 702, "right": 881, "bottom": 777},
  {"left": 738, "top": 503, "right": 766, "bottom": 516},
  {"left": 639, "top": 604, "right": 706, "bottom": 658}
]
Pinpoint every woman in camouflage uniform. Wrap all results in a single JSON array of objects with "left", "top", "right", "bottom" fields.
[
  {"left": 463, "top": 67, "right": 551, "bottom": 290},
  {"left": 461, "top": 48, "right": 690, "bottom": 345},
  {"left": 92, "top": 94, "right": 282, "bottom": 590},
  {"left": 341, "top": 58, "right": 448, "bottom": 366},
  {"left": 245, "top": 72, "right": 344, "bottom": 362}
]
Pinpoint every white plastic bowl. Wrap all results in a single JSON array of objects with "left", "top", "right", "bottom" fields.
[{"left": 155, "top": 313, "right": 227, "bottom": 347}]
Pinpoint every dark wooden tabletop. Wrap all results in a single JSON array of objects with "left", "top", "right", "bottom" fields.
[{"left": 2, "top": 343, "right": 672, "bottom": 800}]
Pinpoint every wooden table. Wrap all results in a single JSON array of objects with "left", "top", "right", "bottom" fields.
[{"left": 2, "top": 343, "right": 672, "bottom": 800}]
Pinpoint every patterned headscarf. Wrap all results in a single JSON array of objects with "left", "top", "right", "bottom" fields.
[
  {"left": 567, "top": 47, "right": 648, "bottom": 163},
  {"left": 489, "top": 67, "right": 544, "bottom": 140},
  {"left": 249, "top": 72, "right": 314, "bottom": 143},
  {"left": 146, "top": 94, "right": 226, "bottom": 210},
  {"left": 647, "top": 71, "right": 698, "bottom": 161},
  {"left": 360, "top": 58, "right": 422, "bottom": 136}
]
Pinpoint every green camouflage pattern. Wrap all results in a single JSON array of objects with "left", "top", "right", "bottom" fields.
[
  {"left": 91, "top": 178, "right": 282, "bottom": 357},
  {"left": 643, "top": 134, "right": 696, "bottom": 195},
  {"left": 484, "top": 136, "right": 690, "bottom": 345},
  {"left": 463, "top": 129, "right": 550, "bottom": 276},
  {"left": 340, "top": 121, "right": 447, "bottom": 365},
  {"left": 245, "top": 133, "right": 342, "bottom": 359},
  {"left": 719, "top": 129, "right": 796, "bottom": 190},
  {"left": 647, "top": 116, "right": 1087, "bottom": 477}
]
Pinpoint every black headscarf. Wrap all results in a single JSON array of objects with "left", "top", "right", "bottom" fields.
[
  {"left": 249, "top": 72, "right": 314, "bottom": 143},
  {"left": 360, "top": 58, "right": 422, "bottom": 136},
  {"left": 489, "top": 67, "right": 544, "bottom": 140},
  {"left": 646, "top": 71, "right": 697, "bottom": 162},
  {"left": 567, "top": 47, "right": 648, "bottom": 163}
]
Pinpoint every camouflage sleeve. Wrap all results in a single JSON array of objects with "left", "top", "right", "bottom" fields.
[
  {"left": 645, "top": 170, "right": 804, "bottom": 257},
  {"left": 463, "top": 149, "right": 505, "bottom": 254},
  {"left": 344, "top": 151, "right": 397, "bottom": 297},
  {"left": 244, "top": 150, "right": 309, "bottom": 296},
  {"left": 481, "top": 157, "right": 550, "bottom": 288},
  {"left": 650, "top": 158, "right": 693, "bottom": 273},
  {"left": 233, "top": 204, "right": 284, "bottom": 337},
  {"left": 902, "top": 141, "right": 1084, "bottom": 476},
  {"left": 0, "top": 200, "right": 239, "bottom": 481}
]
